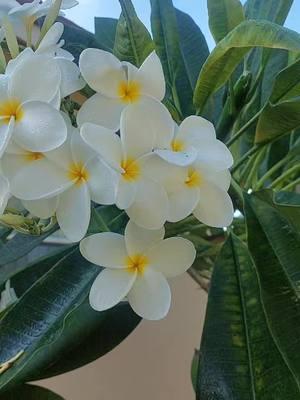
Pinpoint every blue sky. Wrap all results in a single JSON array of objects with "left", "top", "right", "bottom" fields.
[{"left": 65, "top": 0, "right": 300, "bottom": 50}]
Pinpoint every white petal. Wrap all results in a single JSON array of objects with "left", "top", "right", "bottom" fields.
[
  {"left": 56, "top": 183, "right": 91, "bottom": 242},
  {"left": 79, "top": 48, "right": 125, "bottom": 96},
  {"left": 80, "top": 232, "right": 128, "bottom": 268},
  {"left": 13, "top": 102, "right": 67, "bottom": 152},
  {"left": 176, "top": 115, "right": 216, "bottom": 146},
  {"left": 196, "top": 140, "right": 233, "bottom": 171},
  {"left": 9, "top": 55, "right": 61, "bottom": 103},
  {"left": 0, "top": 75, "right": 8, "bottom": 99},
  {"left": 168, "top": 186, "right": 200, "bottom": 222},
  {"left": 80, "top": 123, "right": 122, "bottom": 170},
  {"left": 22, "top": 197, "right": 58, "bottom": 218},
  {"left": 127, "top": 178, "right": 168, "bottom": 229},
  {"left": 124, "top": 220, "right": 165, "bottom": 255},
  {"left": 36, "top": 22, "right": 64, "bottom": 53},
  {"left": 154, "top": 146, "right": 198, "bottom": 167},
  {"left": 2, "top": 152, "right": 29, "bottom": 180},
  {"left": 56, "top": 58, "right": 85, "bottom": 97},
  {"left": 194, "top": 183, "right": 234, "bottom": 227},
  {"left": 196, "top": 164, "right": 231, "bottom": 191},
  {"left": 116, "top": 178, "right": 137, "bottom": 210},
  {"left": 9, "top": 159, "right": 72, "bottom": 200},
  {"left": 120, "top": 98, "right": 174, "bottom": 159},
  {"left": 70, "top": 127, "right": 95, "bottom": 166},
  {"left": 136, "top": 51, "right": 165, "bottom": 101},
  {"left": 146, "top": 237, "right": 196, "bottom": 278},
  {"left": 87, "top": 158, "right": 117, "bottom": 205},
  {"left": 127, "top": 269, "right": 171, "bottom": 320},
  {"left": 0, "top": 175, "right": 10, "bottom": 214},
  {"left": 0, "top": 118, "right": 14, "bottom": 157},
  {"left": 89, "top": 268, "right": 136, "bottom": 312},
  {"left": 77, "top": 93, "right": 124, "bottom": 131},
  {"left": 5, "top": 47, "right": 34, "bottom": 76}
]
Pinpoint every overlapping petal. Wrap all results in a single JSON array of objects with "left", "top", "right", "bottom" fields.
[
  {"left": 127, "top": 268, "right": 171, "bottom": 320},
  {"left": 125, "top": 220, "right": 165, "bottom": 255},
  {"left": 90, "top": 269, "right": 136, "bottom": 312},
  {"left": 80, "top": 232, "right": 128, "bottom": 268}
]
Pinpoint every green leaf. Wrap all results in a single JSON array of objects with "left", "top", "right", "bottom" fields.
[
  {"left": 207, "top": 0, "right": 245, "bottom": 43},
  {"left": 191, "top": 349, "right": 199, "bottom": 393},
  {"left": 255, "top": 98, "right": 300, "bottom": 143},
  {"left": 244, "top": 0, "right": 293, "bottom": 25},
  {"left": 197, "top": 233, "right": 300, "bottom": 399},
  {"left": 193, "top": 20, "right": 300, "bottom": 113},
  {"left": 114, "top": 0, "right": 154, "bottom": 66},
  {"left": 94, "top": 17, "right": 117, "bottom": 52},
  {"left": 0, "top": 206, "right": 138, "bottom": 390},
  {"left": 175, "top": 9, "right": 209, "bottom": 89},
  {"left": 0, "top": 225, "right": 57, "bottom": 267},
  {"left": 0, "top": 384, "right": 64, "bottom": 399},
  {"left": 0, "top": 249, "right": 140, "bottom": 390},
  {"left": 150, "top": 0, "right": 194, "bottom": 117},
  {"left": 268, "top": 58, "right": 300, "bottom": 104},
  {"left": 244, "top": 191, "right": 300, "bottom": 385}
]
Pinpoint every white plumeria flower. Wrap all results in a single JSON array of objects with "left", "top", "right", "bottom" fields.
[
  {"left": 8, "top": 0, "right": 78, "bottom": 28},
  {"left": 154, "top": 114, "right": 233, "bottom": 169},
  {"left": 77, "top": 49, "right": 165, "bottom": 130},
  {"left": 80, "top": 220, "right": 196, "bottom": 320},
  {"left": 0, "top": 174, "right": 10, "bottom": 215},
  {"left": 145, "top": 156, "right": 234, "bottom": 227},
  {"left": 0, "top": 48, "right": 67, "bottom": 155},
  {"left": 35, "top": 22, "right": 84, "bottom": 98},
  {"left": 0, "top": 0, "right": 19, "bottom": 24},
  {"left": 81, "top": 100, "right": 173, "bottom": 230},
  {"left": 2, "top": 116, "right": 115, "bottom": 242}
]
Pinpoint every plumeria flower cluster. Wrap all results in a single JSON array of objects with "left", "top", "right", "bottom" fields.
[{"left": 0, "top": 2, "right": 234, "bottom": 320}]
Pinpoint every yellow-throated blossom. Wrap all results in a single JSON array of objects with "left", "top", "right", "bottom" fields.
[
  {"left": 0, "top": 49, "right": 67, "bottom": 155},
  {"left": 77, "top": 49, "right": 165, "bottom": 130},
  {"left": 2, "top": 115, "right": 115, "bottom": 242},
  {"left": 80, "top": 220, "right": 196, "bottom": 320},
  {"left": 80, "top": 100, "right": 174, "bottom": 230}
]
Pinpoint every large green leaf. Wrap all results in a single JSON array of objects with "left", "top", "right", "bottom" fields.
[
  {"left": 150, "top": 0, "right": 194, "bottom": 117},
  {"left": 244, "top": 191, "right": 300, "bottom": 384},
  {"left": 175, "top": 9, "right": 209, "bottom": 90},
  {"left": 197, "top": 233, "right": 300, "bottom": 399},
  {"left": 94, "top": 17, "right": 117, "bottom": 52},
  {"left": 207, "top": 0, "right": 245, "bottom": 43},
  {"left": 244, "top": 0, "right": 293, "bottom": 25},
  {"left": 0, "top": 384, "right": 64, "bottom": 399},
  {"left": 0, "top": 226, "right": 57, "bottom": 267},
  {"left": 255, "top": 98, "right": 300, "bottom": 143},
  {"left": 0, "top": 248, "right": 140, "bottom": 390},
  {"left": 268, "top": 58, "right": 300, "bottom": 103},
  {"left": 0, "top": 206, "right": 138, "bottom": 390},
  {"left": 114, "top": 0, "right": 154, "bottom": 66},
  {"left": 194, "top": 20, "right": 300, "bottom": 113}
]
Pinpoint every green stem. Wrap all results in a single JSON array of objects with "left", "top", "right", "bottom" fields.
[
  {"left": 226, "top": 109, "right": 263, "bottom": 148},
  {"left": 244, "top": 147, "right": 267, "bottom": 189},
  {"left": 270, "top": 164, "right": 300, "bottom": 189},
  {"left": 281, "top": 177, "right": 300, "bottom": 191},
  {"left": 231, "top": 145, "right": 261, "bottom": 174},
  {"left": 255, "top": 156, "right": 288, "bottom": 190}
]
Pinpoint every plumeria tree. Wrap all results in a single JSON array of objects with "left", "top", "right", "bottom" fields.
[{"left": 0, "top": 0, "right": 299, "bottom": 398}]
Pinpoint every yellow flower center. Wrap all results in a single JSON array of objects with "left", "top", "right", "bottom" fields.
[
  {"left": 118, "top": 80, "right": 141, "bottom": 103},
  {"left": 126, "top": 254, "right": 149, "bottom": 275},
  {"left": 0, "top": 99, "right": 24, "bottom": 125},
  {"left": 67, "top": 162, "right": 90, "bottom": 186},
  {"left": 24, "top": 152, "right": 45, "bottom": 162},
  {"left": 121, "top": 158, "right": 140, "bottom": 181},
  {"left": 185, "top": 168, "right": 203, "bottom": 188},
  {"left": 171, "top": 139, "right": 185, "bottom": 152}
]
